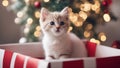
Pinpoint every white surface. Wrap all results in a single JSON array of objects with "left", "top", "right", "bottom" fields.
[
  {"left": 84, "top": 58, "right": 96, "bottom": 68},
  {"left": 0, "top": 42, "right": 44, "bottom": 58},
  {"left": 38, "top": 60, "right": 49, "bottom": 68},
  {"left": 23, "top": 56, "right": 29, "bottom": 68},
  {"left": 96, "top": 45, "right": 120, "bottom": 57},
  {"left": 51, "top": 61, "right": 63, "bottom": 68},
  {"left": 10, "top": 53, "right": 17, "bottom": 68},
  {"left": 0, "top": 49, "right": 5, "bottom": 68}
]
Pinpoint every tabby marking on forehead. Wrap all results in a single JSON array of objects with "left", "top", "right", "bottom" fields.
[{"left": 52, "top": 12, "right": 61, "bottom": 22}]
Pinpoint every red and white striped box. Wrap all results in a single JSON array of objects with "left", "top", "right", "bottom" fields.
[{"left": 0, "top": 41, "right": 120, "bottom": 68}]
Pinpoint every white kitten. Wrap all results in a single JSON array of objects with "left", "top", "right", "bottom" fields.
[{"left": 40, "top": 7, "right": 87, "bottom": 60}]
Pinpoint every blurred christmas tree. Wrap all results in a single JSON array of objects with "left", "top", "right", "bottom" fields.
[{"left": 2, "top": 0, "right": 116, "bottom": 44}]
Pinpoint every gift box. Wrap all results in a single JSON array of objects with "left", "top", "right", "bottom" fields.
[{"left": 0, "top": 41, "right": 120, "bottom": 68}]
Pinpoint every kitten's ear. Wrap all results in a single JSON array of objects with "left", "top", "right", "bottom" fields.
[
  {"left": 61, "top": 7, "right": 69, "bottom": 15},
  {"left": 40, "top": 7, "right": 49, "bottom": 21}
]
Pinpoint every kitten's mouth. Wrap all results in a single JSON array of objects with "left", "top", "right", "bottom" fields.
[
  {"left": 55, "top": 27, "right": 61, "bottom": 32},
  {"left": 56, "top": 29, "right": 60, "bottom": 32}
]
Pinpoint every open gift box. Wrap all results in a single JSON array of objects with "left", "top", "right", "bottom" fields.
[{"left": 0, "top": 41, "right": 120, "bottom": 68}]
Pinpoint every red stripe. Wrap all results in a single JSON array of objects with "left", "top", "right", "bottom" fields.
[
  {"left": 48, "top": 63, "right": 51, "bottom": 68},
  {"left": 14, "top": 54, "right": 25, "bottom": 68},
  {"left": 86, "top": 41, "right": 97, "bottom": 57},
  {"left": 97, "top": 56, "right": 120, "bottom": 68},
  {"left": 63, "top": 60, "right": 84, "bottom": 68},
  {"left": 3, "top": 50, "right": 13, "bottom": 68},
  {"left": 26, "top": 57, "right": 39, "bottom": 68}
]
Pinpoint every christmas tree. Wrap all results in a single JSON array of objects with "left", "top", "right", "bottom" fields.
[{"left": 2, "top": 0, "right": 116, "bottom": 44}]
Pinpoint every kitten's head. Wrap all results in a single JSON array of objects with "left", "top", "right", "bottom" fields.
[{"left": 40, "top": 7, "right": 70, "bottom": 36}]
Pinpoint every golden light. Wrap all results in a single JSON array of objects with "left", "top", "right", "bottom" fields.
[
  {"left": 27, "top": 18, "right": 33, "bottom": 25},
  {"left": 84, "top": 31, "right": 91, "bottom": 38},
  {"left": 2, "top": 0, "right": 9, "bottom": 7},
  {"left": 69, "top": 12, "right": 74, "bottom": 21},
  {"left": 92, "top": 5, "right": 100, "bottom": 14},
  {"left": 103, "top": 13, "right": 111, "bottom": 22},
  {"left": 92, "top": 1, "right": 100, "bottom": 11},
  {"left": 96, "top": 40, "right": 100, "bottom": 45},
  {"left": 44, "top": 0, "right": 50, "bottom": 2},
  {"left": 68, "top": 7, "right": 72, "bottom": 12},
  {"left": 19, "top": 37, "right": 27, "bottom": 43},
  {"left": 98, "top": 32, "right": 105, "bottom": 37},
  {"left": 68, "top": 26, "right": 73, "bottom": 33},
  {"left": 90, "top": 38, "right": 96, "bottom": 43},
  {"left": 100, "top": 35, "right": 107, "bottom": 42},
  {"left": 85, "top": 24, "right": 93, "bottom": 30},
  {"left": 79, "top": 11, "right": 88, "bottom": 20},
  {"left": 35, "top": 11, "right": 40, "bottom": 18},
  {"left": 69, "top": 13, "right": 78, "bottom": 23},
  {"left": 98, "top": 32, "right": 107, "bottom": 42},
  {"left": 74, "top": 21, "right": 83, "bottom": 27},
  {"left": 14, "top": 18, "right": 21, "bottom": 24},
  {"left": 90, "top": 38, "right": 100, "bottom": 45},
  {"left": 17, "top": 11, "right": 23, "bottom": 18},
  {"left": 34, "top": 31, "right": 40, "bottom": 37},
  {"left": 36, "top": 26, "right": 41, "bottom": 31},
  {"left": 80, "top": 2, "right": 91, "bottom": 12},
  {"left": 24, "top": 0, "right": 29, "bottom": 3},
  {"left": 24, "top": 27, "right": 30, "bottom": 34}
]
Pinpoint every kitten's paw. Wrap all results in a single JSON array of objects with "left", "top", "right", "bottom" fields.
[
  {"left": 45, "top": 56, "right": 55, "bottom": 60},
  {"left": 59, "top": 54, "right": 70, "bottom": 59}
]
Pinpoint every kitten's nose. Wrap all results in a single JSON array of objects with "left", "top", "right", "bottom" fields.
[
  {"left": 56, "top": 26, "right": 60, "bottom": 32},
  {"left": 56, "top": 26, "right": 60, "bottom": 29}
]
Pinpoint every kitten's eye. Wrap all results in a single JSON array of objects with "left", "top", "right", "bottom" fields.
[
  {"left": 60, "top": 21, "right": 64, "bottom": 25},
  {"left": 50, "top": 21, "right": 55, "bottom": 25}
]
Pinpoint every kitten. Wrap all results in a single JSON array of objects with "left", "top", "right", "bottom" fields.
[{"left": 40, "top": 7, "right": 87, "bottom": 60}]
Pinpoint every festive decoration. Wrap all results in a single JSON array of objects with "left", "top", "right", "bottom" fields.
[
  {"left": 2, "top": 0, "right": 9, "bottom": 7},
  {"left": 2, "top": 0, "right": 116, "bottom": 43},
  {"left": 0, "top": 42, "right": 120, "bottom": 68},
  {"left": 34, "top": 1, "right": 41, "bottom": 8},
  {"left": 19, "top": 37, "right": 27, "bottom": 43},
  {"left": 112, "top": 40, "right": 120, "bottom": 49}
]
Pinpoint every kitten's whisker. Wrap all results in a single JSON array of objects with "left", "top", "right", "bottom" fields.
[{"left": 43, "top": 23, "right": 49, "bottom": 29}]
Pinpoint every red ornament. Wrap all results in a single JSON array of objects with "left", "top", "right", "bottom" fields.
[
  {"left": 102, "top": 1, "right": 108, "bottom": 7},
  {"left": 105, "top": 0, "right": 112, "bottom": 5},
  {"left": 102, "top": 0, "right": 112, "bottom": 7},
  {"left": 34, "top": 1, "right": 41, "bottom": 8},
  {"left": 112, "top": 40, "right": 120, "bottom": 49}
]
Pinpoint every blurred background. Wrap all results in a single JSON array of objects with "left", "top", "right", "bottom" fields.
[
  {"left": 0, "top": 0, "right": 120, "bottom": 47},
  {"left": 0, "top": 0, "right": 21, "bottom": 44}
]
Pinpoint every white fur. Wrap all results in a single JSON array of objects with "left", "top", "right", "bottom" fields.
[
  {"left": 42, "top": 33, "right": 72, "bottom": 59},
  {"left": 40, "top": 7, "right": 87, "bottom": 60},
  {"left": 42, "top": 32, "right": 87, "bottom": 60}
]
